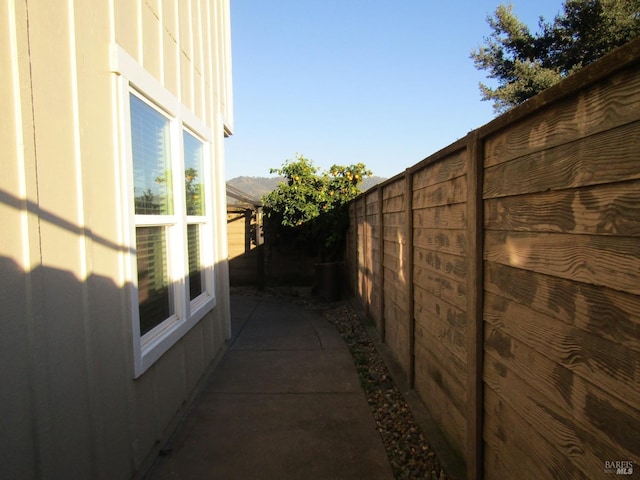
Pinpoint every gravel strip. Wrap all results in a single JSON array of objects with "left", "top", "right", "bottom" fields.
[
  {"left": 231, "top": 287, "right": 451, "bottom": 480},
  {"left": 323, "top": 304, "right": 449, "bottom": 480}
]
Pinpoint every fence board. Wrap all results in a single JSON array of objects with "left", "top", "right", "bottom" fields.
[
  {"left": 485, "top": 325, "right": 640, "bottom": 460},
  {"left": 384, "top": 297, "right": 409, "bottom": 371},
  {"left": 484, "top": 231, "right": 640, "bottom": 295},
  {"left": 412, "top": 150, "right": 467, "bottom": 189},
  {"left": 414, "top": 265, "right": 466, "bottom": 312},
  {"left": 413, "top": 175, "right": 467, "bottom": 209},
  {"left": 413, "top": 332, "right": 467, "bottom": 416},
  {"left": 485, "top": 262, "right": 640, "bottom": 353},
  {"left": 484, "top": 387, "right": 582, "bottom": 480},
  {"left": 414, "top": 203, "right": 467, "bottom": 230},
  {"left": 382, "top": 195, "right": 405, "bottom": 214},
  {"left": 365, "top": 191, "right": 379, "bottom": 213},
  {"left": 382, "top": 211, "right": 406, "bottom": 228},
  {"left": 413, "top": 228, "right": 467, "bottom": 257},
  {"left": 485, "top": 179, "right": 640, "bottom": 236},
  {"left": 383, "top": 252, "right": 403, "bottom": 274},
  {"left": 484, "top": 353, "right": 630, "bottom": 477},
  {"left": 484, "top": 291, "right": 640, "bottom": 411},
  {"left": 414, "top": 305, "right": 466, "bottom": 366},
  {"left": 484, "top": 62, "right": 640, "bottom": 168},
  {"left": 414, "top": 247, "right": 467, "bottom": 284},
  {"left": 484, "top": 120, "right": 640, "bottom": 200}
]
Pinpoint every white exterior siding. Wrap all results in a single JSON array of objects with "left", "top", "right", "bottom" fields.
[{"left": 0, "top": 1, "right": 233, "bottom": 478}]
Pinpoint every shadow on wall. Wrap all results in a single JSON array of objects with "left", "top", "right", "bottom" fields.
[
  {"left": 0, "top": 187, "right": 228, "bottom": 479},
  {"left": 0, "top": 255, "right": 136, "bottom": 479},
  {"left": 1, "top": 255, "right": 227, "bottom": 478},
  {"left": 0, "top": 189, "right": 135, "bottom": 257}
]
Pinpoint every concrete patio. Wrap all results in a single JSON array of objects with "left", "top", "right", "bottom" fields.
[{"left": 144, "top": 293, "right": 395, "bottom": 479}]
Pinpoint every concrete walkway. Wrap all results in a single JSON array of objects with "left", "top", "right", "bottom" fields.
[{"left": 146, "top": 294, "right": 395, "bottom": 480}]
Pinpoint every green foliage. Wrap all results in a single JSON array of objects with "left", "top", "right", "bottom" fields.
[
  {"left": 471, "top": 0, "right": 640, "bottom": 113},
  {"left": 262, "top": 154, "right": 372, "bottom": 260}
]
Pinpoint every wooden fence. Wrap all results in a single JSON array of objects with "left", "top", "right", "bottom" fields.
[
  {"left": 227, "top": 206, "right": 264, "bottom": 286},
  {"left": 346, "top": 37, "right": 640, "bottom": 479}
]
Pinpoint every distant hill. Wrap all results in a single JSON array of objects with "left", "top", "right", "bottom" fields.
[
  {"left": 227, "top": 175, "right": 387, "bottom": 204},
  {"left": 227, "top": 176, "right": 284, "bottom": 202},
  {"left": 361, "top": 176, "right": 387, "bottom": 191}
]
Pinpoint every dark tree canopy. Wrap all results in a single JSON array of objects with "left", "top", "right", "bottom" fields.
[{"left": 471, "top": 0, "right": 640, "bottom": 113}]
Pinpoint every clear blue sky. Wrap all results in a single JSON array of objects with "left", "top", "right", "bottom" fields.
[{"left": 225, "top": 0, "right": 565, "bottom": 180}]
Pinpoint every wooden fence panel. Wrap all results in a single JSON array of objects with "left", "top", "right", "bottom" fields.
[
  {"left": 381, "top": 178, "right": 410, "bottom": 372},
  {"left": 355, "top": 197, "right": 366, "bottom": 303},
  {"left": 483, "top": 62, "right": 640, "bottom": 169},
  {"left": 364, "top": 191, "right": 382, "bottom": 331},
  {"left": 481, "top": 53, "right": 640, "bottom": 478},
  {"left": 346, "top": 202, "right": 358, "bottom": 296},
  {"left": 347, "top": 38, "right": 640, "bottom": 479},
  {"left": 412, "top": 148, "right": 470, "bottom": 458},
  {"left": 227, "top": 209, "right": 260, "bottom": 285}
]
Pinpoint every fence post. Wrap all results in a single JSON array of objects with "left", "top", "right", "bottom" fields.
[{"left": 466, "top": 131, "right": 484, "bottom": 480}]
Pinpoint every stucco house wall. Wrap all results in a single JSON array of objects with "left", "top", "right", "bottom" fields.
[{"left": 1, "top": 1, "right": 233, "bottom": 478}]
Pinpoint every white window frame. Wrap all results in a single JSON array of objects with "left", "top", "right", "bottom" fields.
[{"left": 111, "top": 44, "right": 217, "bottom": 378}]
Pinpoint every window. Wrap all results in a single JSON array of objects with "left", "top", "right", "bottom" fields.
[
  {"left": 183, "top": 130, "right": 207, "bottom": 302},
  {"left": 112, "top": 45, "right": 216, "bottom": 377}
]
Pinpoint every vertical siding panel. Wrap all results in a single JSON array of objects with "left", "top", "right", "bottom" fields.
[
  {"left": 193, "top": 0, "right": 205, "bottom": 120},
  {"left": 221, "top": 0, "right": 233, "bottom": 126},
  {"left": 28, "top": 2, "right": 94, "bottom": 478},
  {"left": 0, "top": 3, "right": 38, "bottom": 478},
  {"left": 211, "top": 0, "right": 233, "bottom": 342},
  {"left": 184, "top": 321, "right": 206, "bottom": 392},
  {"left": 203, "top": 0, "right": 215, "bottom": 128},
  {"left": 162, "top": 0, "right": 179, "bottom": 97},
  {"left": 141, "top": 0, "right": 162, "bottom": 82},
  {"left": 133, "top": 371, "right": 159, "bottom": 470},
  {"left": 202, "top": 307, "right": 217, "bottom": 365},
  {"left": 212, "top": 0, "right": 224, "bottom": 117},
  {"left": 178, "top": 0, "right": 193, "bottom": 108},
  {"left": 155, "top": 344, "right": 186, "bottom": 446},
  {"left": 113, "top": 0, "right": 139, "bottom": 60},
  {"left": 76, "top": 0, "right": 133, "bottom": 477}
]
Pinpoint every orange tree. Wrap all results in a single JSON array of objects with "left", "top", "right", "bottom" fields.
[{"left": 262, "top": 154, "right": 371, "bottom": 261}]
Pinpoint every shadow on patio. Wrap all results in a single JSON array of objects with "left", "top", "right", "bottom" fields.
[{"left": 144, "top": 292, "right": 396, "bottom": 480}]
